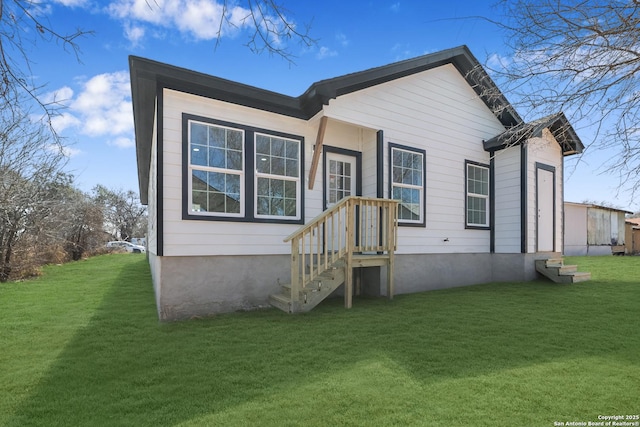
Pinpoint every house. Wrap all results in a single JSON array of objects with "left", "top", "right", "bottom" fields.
[
  {"left": 564, "top": 202, "right": 632, "bottom": 256},
  {"left": 625, "top": 218, "right": 640, "bottom": 255},
  {"left": 130, "top": 46, "right": 585, "bottom": 320}
]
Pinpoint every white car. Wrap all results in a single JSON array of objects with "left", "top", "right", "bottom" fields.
[{"left": 106, "top": 241, "right": 146, "bottom": 253}]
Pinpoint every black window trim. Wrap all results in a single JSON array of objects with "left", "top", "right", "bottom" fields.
[
  {"left": 388, "top": 142, "right": 426, "bottom": 228},
  {"left": 465, "top": 159, "right": 491, "bottom": 230},
  {"left": 181, "top": 113, "right": 305, "bottom": 224}
]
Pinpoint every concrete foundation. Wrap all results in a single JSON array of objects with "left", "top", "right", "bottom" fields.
[{"left": 149, "top": 252, "right": 559, "bottom": 321}]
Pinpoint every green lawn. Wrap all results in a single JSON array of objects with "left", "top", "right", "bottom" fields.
[{"left": 1, "top": 254, "right": 638, "bottom": 426}]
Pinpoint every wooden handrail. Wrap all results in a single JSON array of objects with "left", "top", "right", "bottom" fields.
[{"left": 285, "top": 196, "right": 399, "bottom": 310}]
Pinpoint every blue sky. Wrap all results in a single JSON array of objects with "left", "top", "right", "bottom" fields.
[{"left": 32, "top": 0, "right": 637, "bottom": 211}]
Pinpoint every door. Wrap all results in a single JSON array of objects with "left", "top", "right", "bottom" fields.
[
  {"left": 324, "top": 149, "right": 361, "bottom": 253},
  {"left": 536, "top": 165, "right": 555, "bottom": 252},
  {"left": 325, "top": 152, "right": 357, "bottom": 208}
]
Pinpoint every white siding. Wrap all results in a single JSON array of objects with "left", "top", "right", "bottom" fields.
[
  {"left": 525, "top": 131, "right": 563, "bottom": 253},
  {"left": 162, "top": 89, "right": 316, "bottom": 257},
  {"left": 159, "top": 63, "right": 510, "bottom": 257},
  {"left": 494, "top": 146, "right": 521, "bottom": 253},
  {"left": 324, "top": 64, "right": 506, "bottom": 254},
  {"left": 147, "top": 110, "right": 159, "bottom": 256}
]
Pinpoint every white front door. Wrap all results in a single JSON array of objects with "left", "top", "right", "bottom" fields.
[
  {"left": 324, "top": 151, "right": 359, "bottom": 253},
  {"left": 326, "top": 152, "right": 357, "bottom": 208},
  {"left": 537, "top": 166, "right": 555, "bottom": 252}
]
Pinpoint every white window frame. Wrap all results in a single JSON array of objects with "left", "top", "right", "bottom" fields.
[
  {"left": 254, "top": 133, "right": 302, "bottom": 220},
  {"left": 390, "top": 144, "right": 425, "bottom": 226},
  {"left": 466, "top": 162, "right": 490, "bottom": 228},
  {"left": 187, "top": 120, "right": 245, "bottom": 218}
]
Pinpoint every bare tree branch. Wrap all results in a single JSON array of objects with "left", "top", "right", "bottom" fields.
[{"left": 478, "top": 1, "right": 640, "bottom": 199}]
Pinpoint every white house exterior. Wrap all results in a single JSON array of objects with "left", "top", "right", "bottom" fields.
[{"left": 130, "top": 46, "right": 584, "bottom": 320}]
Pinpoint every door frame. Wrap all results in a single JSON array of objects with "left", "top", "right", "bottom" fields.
[
  {"left": 322, "top": 146, "right": 362, "bottom": 210},
  {"left": 535, "top": 162, "right": 556, "bottom": 252}
]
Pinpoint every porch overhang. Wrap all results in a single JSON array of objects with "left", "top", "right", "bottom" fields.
[{"left": 483, "top": 112, "right": 584, "bottom": 156}]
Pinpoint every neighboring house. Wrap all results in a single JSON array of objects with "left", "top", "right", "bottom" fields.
[
  {"left": 625, "top": 218, "right": 640, "bottom": 255},
  {"left": 130, "top": 45, "right": 584, "bottom": 320},
  {"left": 564, "top": 202, "right": 632, "bottom": 256}
]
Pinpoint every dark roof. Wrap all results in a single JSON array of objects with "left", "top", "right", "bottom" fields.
[
  {"left": 483, "top": 112, "right": 584, "bottom": 155},
  {"left": 130, "top": 46, "right": 522, "bottom": 203}
]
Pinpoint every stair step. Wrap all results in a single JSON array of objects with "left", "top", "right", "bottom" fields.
[
  {"left": 570, "top": 272, "right": 591, "bottom": 283},
  {"left": 269, "top": 293, "right": 292, "bottom": 313},
  {"left": 535, "top": 258, "right": 591, "bottom": 284},
  {"left": 557, "top": 265, "right": 578, "bottom": 275}
]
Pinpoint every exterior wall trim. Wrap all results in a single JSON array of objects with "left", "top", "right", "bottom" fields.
[
  {"left": 388, "top": 142, "right": 427, "bottom": 228},
  {"left": 322, "top": 145, "right": 363, "bottom": 211},
  {"left": 464, "top": 159, "right": 491, "bottom": 231},
  {"left": 535, "top": 162, "right": 557, "bottom": 252},
  {"left": 180, "top": 113, "right": 305, "bottom": 225}
]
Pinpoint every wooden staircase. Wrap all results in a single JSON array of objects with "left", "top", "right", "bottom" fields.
[
  {"left": 270, "top": 196, "right": 399, "bottom": 313},
  {"left": 535, "top": 258, "right": 591, "bottom": 284}
]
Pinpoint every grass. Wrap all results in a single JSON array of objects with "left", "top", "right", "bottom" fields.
[{"left": 0, "top": 254, "right": 638, "bottom": 426}]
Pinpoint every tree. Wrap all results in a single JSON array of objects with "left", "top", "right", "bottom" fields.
[
  {"left": 0, "top": 0, "right": 91, "bottom": 127},
  {"left": 94, "top": 185, "right": 147, "bottom": 242},
  {"left": 0, "top": 98, "right": 68, "bottom": 280},
  {"left": 131, "top": 0, "right": 316, "bottom": 64},
  {"left": 486, "top": 1, "right": 640, "bottom": 197}
]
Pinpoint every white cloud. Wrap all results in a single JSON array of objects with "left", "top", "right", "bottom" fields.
[
  {"left": 487, "top": 53, "right": 511, "bottom": 70},
  {"left": 72, "top": 71, "right": 133, "bottom": 138},
  {"left": 336, "top": 32, "right": 349, "bottom": 47},
  {"left": 48, "top": 71, "right": 134, "bottom": 149},
  {"left": 109, "top": 137, "right": 135, "bottom": 148},
  {"left": 124, "top": 23, "right": 146, "bottom": 46},
  {"left": 317, "top": 46, "right": 338, "bottom": 60},
  {"left": 42, "top": 86, "right": 74, "bottom": 106},
  {"left": 107, "top": 0, "right": 251, "bottom": 43},
  {"left": 46, "top": 144, "right": 82, "bottom": 158},
  {"left": 390, "top": 2, "right": 400, "bottom": 12},
  {"left": 51, "top": 112, "right": 82, "bottom": 133},
  {"left": 52, "top": 0, "right": 88, "bottom": 7}
]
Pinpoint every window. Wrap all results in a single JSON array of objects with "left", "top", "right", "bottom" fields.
[
  {"left": 466, "top": 162, "right": 490, "bottom": 228},
  {"left": 255, "top": 133, "right": 301, "bottom": 219},
  {"left": 390, "top": 144, "right": 425, "bottom": 225},
  {"left": 184, "top": 114, "right": 304, "bottom": 223},
  {"left": 189, "top": 121, "right": 244, "bottom": 217}
]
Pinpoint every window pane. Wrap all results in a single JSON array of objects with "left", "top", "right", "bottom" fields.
[
  {"left": 191, "top": 145, "right": 207, "bottom": 166},
  {"left": 209, "top": 147, "right": 225, "bottom": 168},
  {"left": 285, "top": 140, "right": 299, "bottom": 159},
  {"left": 467, "top": 195, "right": 487, "bottom": 225},
  {"left": 284, "top": 180, "right": 296, "bottom": 198},
  {"left": 271, "top": 138, "right": 285, "bottom": 157},
  {"left": 271, "top": 156, "right": 285, "bottom": 175},
  {"left": 256, "top": 155, "right": 269, "bottom": 173},
  {"left": 209, "top": 126, "right": 225, "bottom": 148},
  {"left": 256, "top": 135, "right": 270, "bottom": 155},
  {"left": 191, "top": 123, "right": 207, "bottom": 145},
  {"left": 227, "top": 149, "right": 242, "bottom": 170},
  {"left": 391, "top": 147, "right": 424, "bottom": 223},
  {"left": 227, "top": 129, "right": 243, "bottom": 150},
  {"left": 254, "top": 134, "right": 300, "bottom": 218},
  {"left": 285, "top": 159, "right": 298, "bottom": 177},
  {"left": 257, "top": 196, "right": 270, "bottom": 215},
  {"left": 192, "top": 171, "right": 208, "bottom": 194},
  {"left": 392, "top": 149, "right": 402, "bottom": 167},
  {"left": 192, "top": 190, "right": 207, "bottom": 212},
  {"left": 191, "top": 169, "right": 242, "bottom": 215},
  {"left": 284, "top": 199, "right": 296, "bottom": 217}
]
